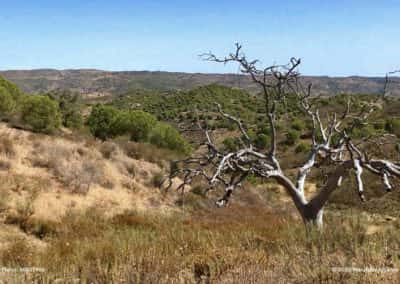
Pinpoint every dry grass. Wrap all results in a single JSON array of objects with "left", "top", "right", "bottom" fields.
[
  {"left": 0, "top": 123, "right": 178, "bottom": 228},
  {"left": 0, "top": 136, "right": 15, "bottom": 158},
  {"left": 0, "top": 124, "right": 398, "bottom": 282},
  {"left": 29, "top": 140, "right": 113, "bottom": 194},
  {"left": 0, "top": 202, "right": 397, "bottom": 283},
  {"left": 99, "top": 141, "right": 118, "bottom": 159},
  {"left": 150, "top": 171, "right": 165, "bottom": 188},
  {"left": 0, "top": 159, "right": 11, "bottom": 171},
  {"left": 118, "top": 139, "right": 184, "bottom": 169}
]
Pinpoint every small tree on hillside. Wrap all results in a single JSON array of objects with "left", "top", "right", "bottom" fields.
[
  {"left": 87, "top": 105, "right": 119, "bottom": 140},
  {"left": 47, "top": 90, "right": 83, "bottom": 129},
  {"left": 0, "top": 76, "right": 23, "bottom": 101},
  {"left": 112, "top": 110, "right": 157, "bottom": 142},
  {"left": 0, "top": 86, "right": 16, "bottom": 116},
  {"left": 166, "top": 44, "right": 400, "bottom": 229},
  {"left": 21, "top": 95, "right": 61, "bottom": 134}
]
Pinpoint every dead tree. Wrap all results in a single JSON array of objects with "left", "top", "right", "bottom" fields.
[{"left": 166, "top": 44, "right": 400, "bottom": 229}]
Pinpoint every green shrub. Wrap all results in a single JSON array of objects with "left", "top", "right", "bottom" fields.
[
  {"left": 88, "top": 105, "right": 188, "bottom": 153},
  {"left": 291, "top": 119, "right": 305, "bottom": 131},
  {"left": 20, "top": 95, "right": 61, "bottom": 133},
  {"left": 254, "top": 133, "right": 269, "bottom": 149},
  {"left": 350, "top": 124, "right": 378, "bottom": 139},
  {"left": 149, "top": 122, "right": 190, "bottom": 153},
  {"left": 386, "top": 118, "right": 400, "bottom": 137},
  {"left": 63, "top": 110, "right": 83, "bottom": 129},
  {"left": 0, "top": 76, "right": 21, "bottom": 119},
  {"left": 247, "top": 129, "right": 257, "bottom": 142},
  {"left": 330, "top": 133, "right": 341, "bottom": 146},
  {"left": 111, "top": 110, "right": 157, "bottom": 142},
  {"left": 256, "top": 124, "right": 270, "bottom": 136},
  {"left": 222, "top": 137, "right": 239, "bottom": 152},
  {"left": 227, "top": 122, "right": 236, "bottom": 131},
  {"left": 373, "top": 120, "right": 385, "bottom": 130},
  {"left": 110, "top": 111, "right": 132, "bottom": 137},
  {"left": 285, "top": 130, "right": 300, "bottom": 145},
  {"left": 0, "top": 76, "right": 22, "bottom": 100},
  {"left": 47, "top": 91, "right": 83, "bottom": 129},
  {"left": 295, "top": 142, "right": 309, "bottom": 153},
  {"left": 0, "top": 86, "right": 16, "bottom": 116},
  {"left": 87, "top": 105, "right": 119, "bottom": 140}
]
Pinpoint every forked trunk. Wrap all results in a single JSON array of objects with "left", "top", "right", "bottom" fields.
[{"left": 301, "top": 205, "right": 324, "bottom": 230}]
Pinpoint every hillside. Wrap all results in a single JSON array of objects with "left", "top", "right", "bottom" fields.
[
  {"left": 0, "top": 123, "right": 399, "bottom": 283},
  {"left": 0, "top": 124, "right": 178, "bottom": 221},
  {"left": 2, "top": 69, "right": 400, "bottom": 97},
  {"left": 0, "top": 75, "right": 399, "bottom": 282}
]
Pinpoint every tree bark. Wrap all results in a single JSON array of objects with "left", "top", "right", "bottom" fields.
[{"left": 301, "top": 204, "right": 324, "bottom": 229}]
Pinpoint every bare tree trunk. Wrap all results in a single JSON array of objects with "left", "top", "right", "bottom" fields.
[
  {"left": 301, "top": 205, "right": 324, "bottom": 229},
  {"left": 169, "top": 45, "right": 400, "bottom": 233},
  {"left": 273, "top": 175, "right": 325, "bottom": 229}
]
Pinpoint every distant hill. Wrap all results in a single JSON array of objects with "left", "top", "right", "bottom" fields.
[{"left": 1, "top": 69, "right": 400, "bottom": 97}]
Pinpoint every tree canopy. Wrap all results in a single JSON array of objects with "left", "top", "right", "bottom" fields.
[{"left": 20, "top": 95, "right": 62, "bottom": 133}]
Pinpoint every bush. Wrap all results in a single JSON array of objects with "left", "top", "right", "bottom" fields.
[
  {"left": 386, "top": 118, "right": 400, "bottom": 137},
  {"left": 112, "top": 110, "right": 157, "bottom": 142},
  {"left": 222, "top": 137, "right": 239, "bottom": 152},
  {"left": 254, "top": 133, "right": 269, "bottom": 149},
  {"left": 149, "top": 122, "right": 190, "bottom": 153},
  {"left": 257, "top": 124, "right": 270, "bottom": 136},
  {"left": 0, "top": 76, "right": 21, "bottom": 120},
  {"left": 227, "top": 122, "right": 236, "bottom": 131},
  {"left": 0, "top": 76, "right": 22, "bottom": 100},
  {"left": 20, "top": 95, "right": 61, "bottom": 133},
  {"left": 87, "top": 105, "right": 119, "bottom": 140},
  {"left": 373, "top": 120, "right": 385, "bottom": 130},
  {"left": 0, "top": 86, "right": 16, "bottom": 116},
  {"left": 285, "top": 130, "right": 300, "bottom": 145},
  {"left": 350, "top": 124, "right": 378, "bottom": 139},
  {"left": 47, "top": 90, "right": 84, "bottom": 129},
  {"left": 65, "top": 111, "right": 83, "bottom": 129},
  {"left": 88, "top": 105, "right": 188, "bottom": 153},
  {"left": 291, "top": 118, "right": 305, "bottom": 131},
  {"left": 88, "top": 106, "right": 159, "bottom": 142},
  {"left": 109, "top": 111, "right": 130, "bottom": 137},
  {"left": 295, "top": 142, "right": 309, "bottom": 153}
]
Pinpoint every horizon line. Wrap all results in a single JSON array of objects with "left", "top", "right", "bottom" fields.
[{"left": 0, "top": 68, "right": 397, "bottom": 79}]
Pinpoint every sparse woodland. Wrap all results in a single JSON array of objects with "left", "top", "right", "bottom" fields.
[{"left": 0, "top": 47, "right": 399, "bottom": 282}]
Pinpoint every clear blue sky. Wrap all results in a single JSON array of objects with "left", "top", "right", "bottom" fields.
[{"left": 0, "top": 0, "right": 399, "bottom": 76}]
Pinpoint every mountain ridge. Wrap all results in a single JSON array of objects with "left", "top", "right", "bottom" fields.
[{"left": 1, "top": 69, "right": 400, "bottom": 97}]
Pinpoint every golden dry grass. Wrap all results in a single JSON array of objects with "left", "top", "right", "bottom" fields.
[
  {"left": 0, "top": 123, "right": 398, "bottom": 283},
  {"left": 0, "top": 123, "right": 178, "bottom": 222},
  {"left": 0, "top": 204, "right": 397, "bottom": 283}
]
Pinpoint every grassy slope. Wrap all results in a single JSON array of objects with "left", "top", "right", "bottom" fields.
[
  {"left": 0, "top": 113, "right": 398, "bottom": 282},
  {"left": 0, "top": 85, "right": 399, "bottom": 281}
]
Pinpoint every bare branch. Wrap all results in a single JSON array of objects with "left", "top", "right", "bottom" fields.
[
  {"left": 215, "top": 103, "right": 251, "bottom": 146},
  {"left": 171, "top": 44, "right": 400, "bottom": 228}
]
